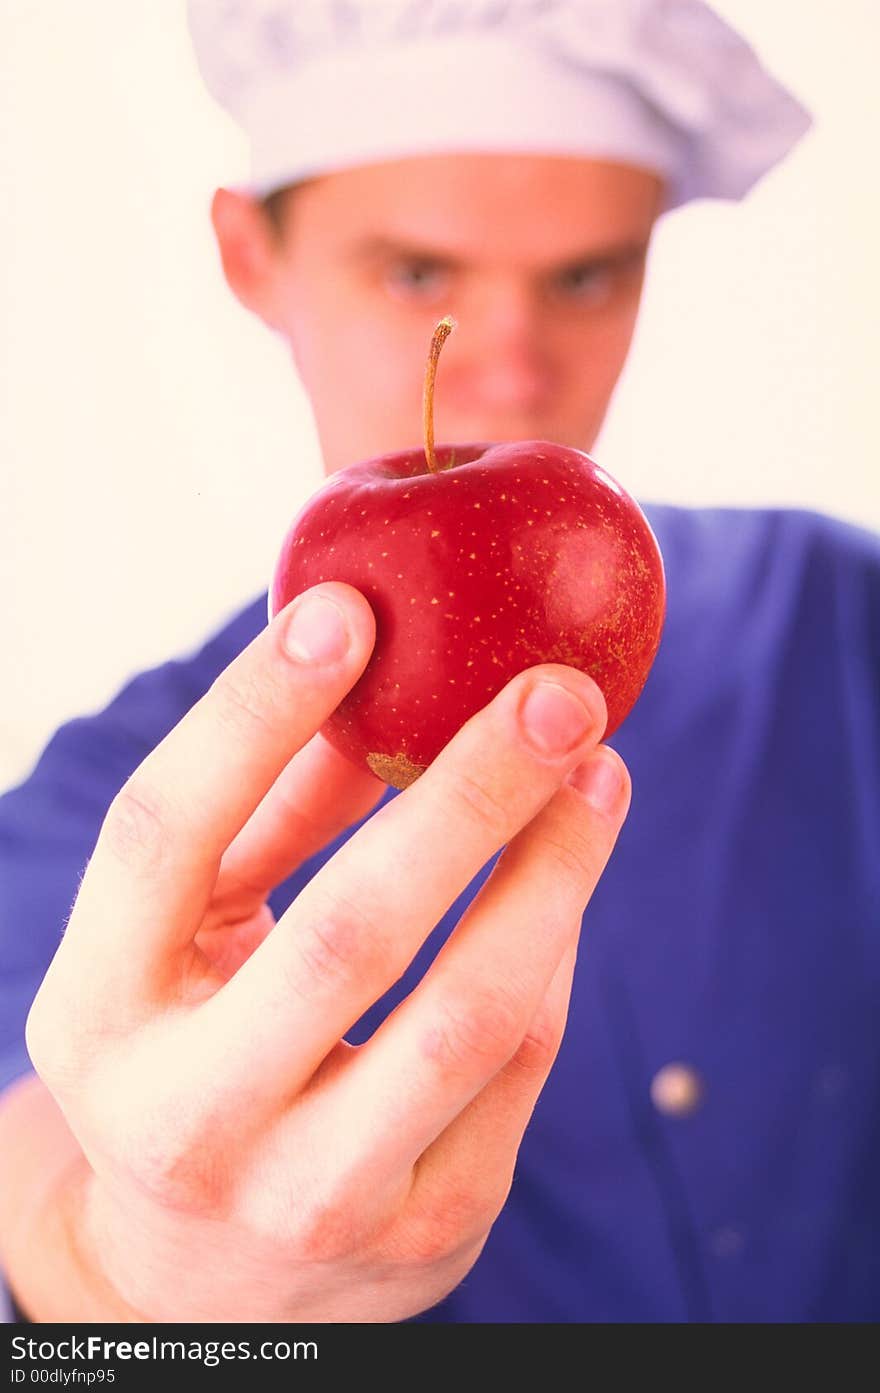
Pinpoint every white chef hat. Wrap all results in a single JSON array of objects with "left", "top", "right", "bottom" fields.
[{"left": 187, "top": 0, "right": 812, "bottom": 213}]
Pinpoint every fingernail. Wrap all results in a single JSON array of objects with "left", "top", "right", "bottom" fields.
[
  {"left": 519, "top": 681, "right": 595, "bottom": 756},
  {"left": 284, "top": 592, "right": 351, "bottom": 664},
  {"left": 567, "top": 751, "right": 622, "bottom": 814}
]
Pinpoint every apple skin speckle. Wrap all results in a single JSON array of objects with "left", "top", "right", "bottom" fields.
[{"left": 270, "top": 440, "right": 666, "bottom": 788}]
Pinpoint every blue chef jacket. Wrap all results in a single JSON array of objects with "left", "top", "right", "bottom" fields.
[{"left": 1, "top": 504, "right": 878, "bottom": 1323}]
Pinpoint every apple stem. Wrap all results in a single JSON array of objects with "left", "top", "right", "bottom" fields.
[{"left": 423, "top": 315, "right": 456, "bottom": 475}]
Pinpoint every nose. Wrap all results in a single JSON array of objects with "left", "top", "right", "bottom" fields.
[{"left": 443, "top": 283, "right": 556, "bottom": 417}]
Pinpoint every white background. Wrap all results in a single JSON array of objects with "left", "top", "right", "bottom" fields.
[{"left": 1, "top": 0, "right": 878, "bottom": 791}]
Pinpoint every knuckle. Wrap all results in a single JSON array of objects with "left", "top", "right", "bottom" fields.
[
  {"left": 211, "top": 665, "right": 277, "bottom": 743},
  {"left": 291, "top": 887, "right": 387, "bottom": 998},
  {"left": 24, "top": 968, "right": 88, "bottom": 1093},
  {"left": 390, "top": 1183, "right": 494, "bottom": 1267},
  {"left": 423, "top": 982, "right": 525, "bottom": 1077},
  {"left": 447, "top": 767, "right": 510, "bottom": 839},
  {"left": 24, "top": 990, "right": 59, "bottom": 1085},
  {"left": 542, "top": 824, "right": 597, "bottom": 884},
  {"left": 274, "top": 1161, "right": 383, "bottom": 1262},
  {"left": 117, "top": 1103, "right": 229, "bottom": 1214},
  {"left": 294, "top": 1199, "right": 365, "bottom": 1264},
  {"left": 102, "top": 779, "right": 174, "bottom": 872},
  {"left": 501, "top": 1005, "right": 564, "bottom": 1079}
]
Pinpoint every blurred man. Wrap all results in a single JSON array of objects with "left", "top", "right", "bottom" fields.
[{"left": 1, "top": 1, "right": 877, "bottom": 1323}]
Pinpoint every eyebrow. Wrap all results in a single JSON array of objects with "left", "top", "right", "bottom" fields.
[{"left": 343, "top": 236, "right": 651, "bottom": 273}]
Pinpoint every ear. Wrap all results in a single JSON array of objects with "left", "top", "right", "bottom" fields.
[{"left": 210, "top": 187, "right": 283, "bottom": 329}]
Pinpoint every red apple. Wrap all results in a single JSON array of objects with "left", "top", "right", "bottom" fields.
[{"left": 270, "top": 319, "right": 665, "bottom": 788}]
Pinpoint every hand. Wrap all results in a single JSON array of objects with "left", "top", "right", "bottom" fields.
[{"left": 25, "top": 581, "right": 630, "bottom": 1323}]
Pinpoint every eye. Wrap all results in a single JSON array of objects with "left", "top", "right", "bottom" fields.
[
  {"left": 384, "top": 257, "right": 452, "bottom": 301},
  {"left": 551, "top": 261, "right": 616, "bottom": 303}
]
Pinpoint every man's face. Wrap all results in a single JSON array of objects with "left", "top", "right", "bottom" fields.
[{"left": 254, "top": 153, "right": 664, "bottom": 473}]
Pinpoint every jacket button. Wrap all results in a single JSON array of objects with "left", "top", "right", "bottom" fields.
[{"left": 650, "top": 1063, "right": 703, "bottom": 1116}]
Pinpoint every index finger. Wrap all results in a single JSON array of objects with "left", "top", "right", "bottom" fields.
[{"left": 58, "top": 582, "right": 377, "bottom": 999}]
